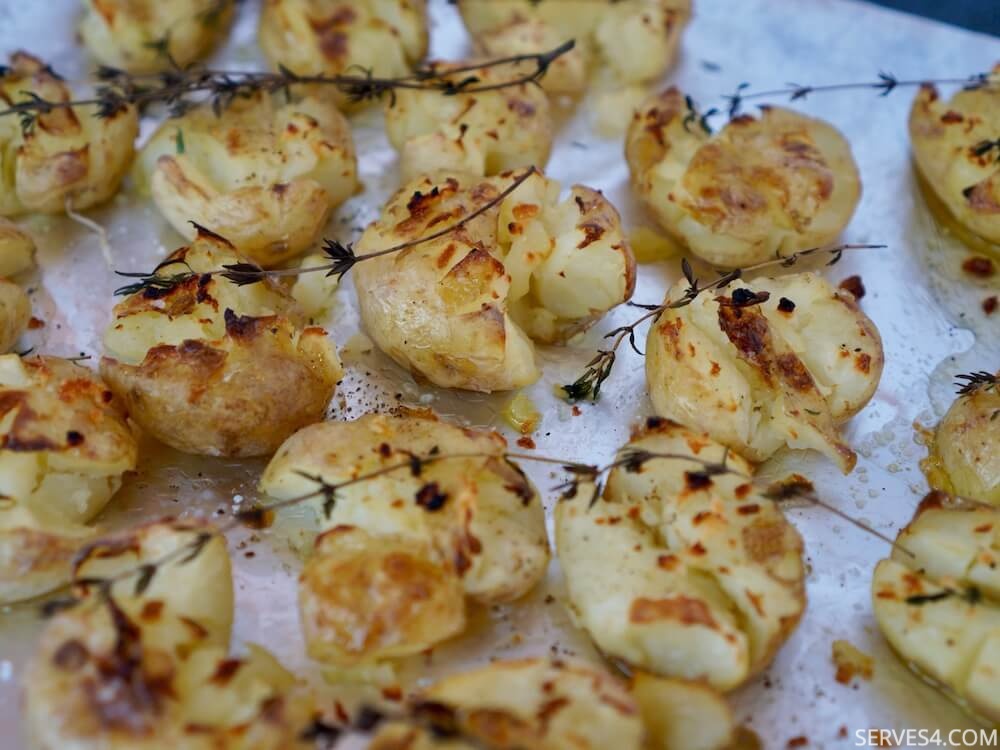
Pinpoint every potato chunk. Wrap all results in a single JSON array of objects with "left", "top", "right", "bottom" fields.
[
  {"left": 909, "top": 65, "right": 1000, "bottom": 246},
  {"left": 0, "top": 218, "right": 36, "bottom": 277},
  {"left": 138, "top": 92, "right": 357, "bottom": 267},
  {"left": 259, "top": 410, "right": 548, "bottom": 672},
  {"left": 646, "top": 273, "right": 883, "bottom": 472},
  {"left": 0, "top": 53, "right": 138, "bottom": 216},
  {"left": 354, "top": 170, "right": 635, "bottom": 391},
  {"left": 555, "top": 419, "right": 806, "bottom": 691},
  {"left": 101, "top": 228, "right": 342, "bottom": 457},
  {"left": 0, "top": 354, "right": 138, "bottom": 603},
  {"left": 626, "top": 88, "right": 861, "bottom": 268},
  {"left": 872, "top": 493, "right": 1000, "bottom": 723}
]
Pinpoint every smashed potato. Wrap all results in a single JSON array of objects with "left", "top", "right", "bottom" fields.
[
  {"left": 354, "top": 170, "right": 635, "bottom": 391},
  {"left": 923, "top": 376, "right": 999, "bottom": 505},
  {"left": 0, "top": 277, "right": 29, "bottom": 353},
  {"left": 138, "top": 91, "right": 357, "bottom": 267},
  {"left": 909, "top": 65, "right": 1000, "bottom": 246},
  {"left": 555, "top": 419, "right": 806, "bottom": 691},
  {"left": 370, "top": 658, "right": 740, "bottom": 750},
  {"left": 259, "top": 410, "right": 548, "bottom": 671},
  {"left": 258, "top": 0, "right": 428, "bottom": 109},
  {"left": 0, "top": 218, "right": 36, "bottom": 277},
  {"left": 646, "top": 272, "right": 883, "bottom": 473},
  {"left": 101, "top": 228, "right": 342, "bottom": 457},
  {"left": 25, "top": 519, "right": 318, "bottom": 749},
  {"left": 0, "top": 354, "right": 138, "bottom": 604},
  {"left": 384, "top": 59, "right": 553, "bottom": 180},
  {"left": 872, "top": 493, "right": 1000, "bottom": 723},
  {"left": 79, "top": 0, "right": 235, "bottom": 74},
  {"left": 626, "top": 88, "right": 861, "bottom": 267},
  {"left": 457, "top": 0, "right": 690, "bottom": 95},
  {"left": 0, "top": 52, "right": 138, "bottom": 216}
]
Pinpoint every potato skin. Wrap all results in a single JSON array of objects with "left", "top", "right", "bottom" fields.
[
  {"left": 79, "top": 0, "right": 235, "bottom": 74},
  {"left": 646, "top": 273, "right": 883, "bottom": 473},
  {"left": 0, "top": 277, "right": 29, "bottom": 353},
  {"left": 626, "top": 88, "right": 861, "bottom": 267},
  {"left": 0, "top": 53, "right": 138, "bottom": 216},
  {"left": 0, "top": 218, "right": 36, "bottom": 277},
  {"left": 909, "top": 65, "right": 1000, "bottom": 245},
  {"left": 139, "top": 92, "right": 357, "bottom": 267},
  {"left": 101, "top": 229, "right": 342, "bottom": 458},
  {"left": 354, "top": 170, "right": 635, "bottom": 392},
  {"left": 555, "top": 419, "right": 805, "bottom": 691},
  {"left": 258, "top": 0, "right": 428, "bottom": 109}
]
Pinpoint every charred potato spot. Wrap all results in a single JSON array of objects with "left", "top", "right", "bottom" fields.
[
  {"left": 101, "top": 230, "right": 342, "bottom": 458},
  {"left": 909, "top": 65, "right": 1000, "bottom": 246},
  {"left": 259, "top": 411, "right": 548, "bottom": 672},
  {"left": 0, "top": 354, "right": 137, "bottom": 604},
  {"left": 258, "top": 0, "right": 428, "bottom": 109},
  {"left": 872, "top": 498, "right": 1000, "bottom": 723},
  {"left": 646, "top": 273, "right": 883, "bottom": 473},
  {"left": 138, "top": 92, "right": 357, "bottom": 267},
  {"left": 80, "top": 0, "right": 235, "bottom": 74},
  {"left": 626, "top": 89, "right": 861, "bottom": 267},
  {"left": 555, "top": 422, "right": 805, "bottom": 691},
  {"left": 0, "top": 52, "right": 138, "bottom": 216},
  {"left": 354, "top": 170, "right": 635, "bottom": 392}
]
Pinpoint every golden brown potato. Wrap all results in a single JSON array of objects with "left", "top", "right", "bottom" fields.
[
  {"left": 24, "top": 519, "right": 318, "bottom": 749},
  {"left": 138, "top": 92, "right": 357, "bottom": 267},
  {"left": 101, "top": 228, "right": 342, "bottom": 458},
  {"left": 259, "top": 410, "right": 548, "bottom": 672},
  {"left": 0, "top": 354, "right": 138, "bottom": 604},
  {"left": 0, "top": 277, "right": 29, "bottom": 353},
  {"left": 555, "top": 419, "right": 806, "bottom": 691},
  {"left": 258, "top": 0, "right": 428, "bottom": 109},
  {"left": 0, "top": 218, "right": 36, "bottom": 277},
  {"left": 384, "top": 59, "right": 553, "bottom": 180},
  {"left": 79, "top": 0, "right": 235, "bottom": 74},
  {"left": 646, "top": 273, "right": 884, "bottom": 473},
  {"left": 354, "top": 170, "right": 635, "bottom": 391},
  {"left": 922, "top": 374, "right": 999, "bottom": 504},
  {"left": 457, "top": 0, "right": 690, "bottom": 96},
  {"left": 0, "top": 52, "right": 138, "bottom": 216},
  {"left": 872, "top": 493, "right": 1000, "bottom": 723},
  {"left": 909, "top": 65, "right": 1000, "bottom": 246},
  {"left": 626, "top": 88, "right": 861, "bottom": 268},
  {"left": 370, "top": 658, "right": 739, "bottom": 750}
]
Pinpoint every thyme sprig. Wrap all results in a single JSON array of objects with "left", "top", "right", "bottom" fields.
[
  {"left": 113, "top": 167, "right": 538, "bottom": 296},
  {"left": 954, "top": 370, "right": 998, "bottom": 397},
  {"left": 3, "top": 41, "right": 575, "bottom": 133},
  {"left": 561, "top": 242, "right": 886, "bottom": 402}
]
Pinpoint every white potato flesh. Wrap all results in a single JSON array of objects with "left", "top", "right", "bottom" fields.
[
  {"left": 872, "top": 496, "right": 1000, "bottom": 723},
  {"left": 369, "top": 658, "right": 738, "bottom": 750},
  {"left": 555, "top": 419, "right": 805, "bottom": 691},
  {"left": 354, "top": 170, "right": 635, "bottom": 392},
  {"left": 101, "top": 228, "right": 342, "bottom": 457},
  {"left": 909, "top": 65, "right": 1000, "bottom": 245},
  {"left": 259, "top": 411, "right": 548, "bottom": 670},
  {"left": 290, "top": 251, "right": 339, "bottom": 319},
  {"left": 0, "top": 53, "right": 138, "bottom": 216},
  {"left": 24, "top": 520, "right": 317, "bottom": 749},
  {"left": 139, "top": 92, "right": 357, "bottom": 267},
  {"left": 457, "top": 0, "right": 690, "bottom": 95},
  {"left": 258, "top": 0, "right": 428, "bottom": 109},
  {"left": 79, "top": 0, "right": 234, "bottom": 74},
  {"left": 0, "top": 355, "right": 138, "bottom": 604},
  {"left": 0, "top": 218, "right": 36, "bottom": 277},
  {"left": 646, "top": 273, "right": 884, "bottom": 473},
  {"left": 626, "top": 88, "right": 861, "bottom": 268},
  {"left": 384, "top": 60, "right": 553, "bottom": 180}
]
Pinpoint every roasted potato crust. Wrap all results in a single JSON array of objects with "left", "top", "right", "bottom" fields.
[
  {"left": 0, "top": 53, "right": 138, "bottom": 216},
  {"left": 101, "top": 229, "right": 342, "bottom": 457},
  {"left": 909, "top": 65, "right": 1000, "bottom": 246},
  {"left": 627, "top": 88, "right": 861, "bottom": 267},
  {"left": 0, "top": 218, "right": 36, "bottom": 277},
  {"left": 0, "top": 354, "right": 138, "bottom": 604},
  {"left": 354, "top": 170, "right": 635, "bottom": 391},
  {"left": 555, "top": 419, "right": 806, "bottom": 691},
  {"left": 0, "top": 277, "right": 29, "bottom": 353},
  {"left": 259, "top": 410, "right": 548, "bottom": 670},
  {"left": 138, "top": 92, "right": 357, "bottom": 267},
  {"left": 646, "top": 273, "right": 883, "bottom": 472}
]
